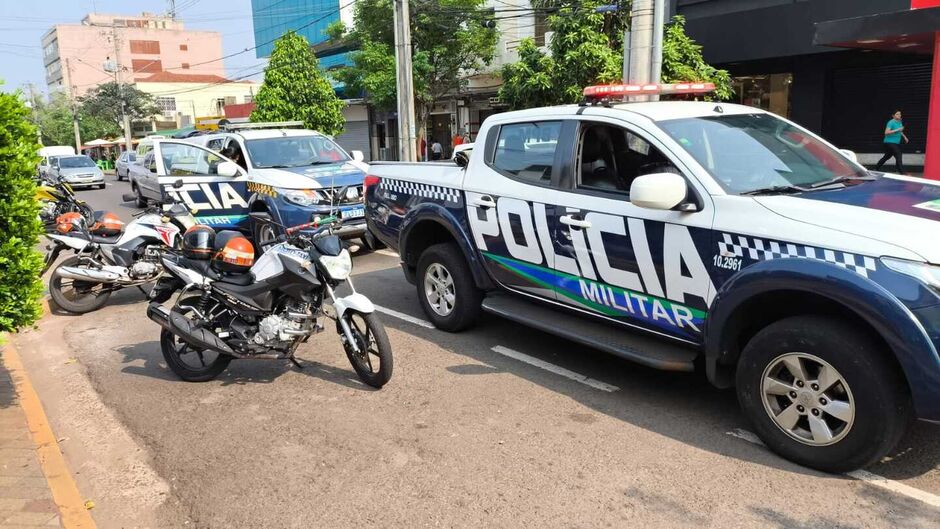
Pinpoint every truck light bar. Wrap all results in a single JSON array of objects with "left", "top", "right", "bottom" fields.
[
  {"left": 221, "top": 120, "right": 306, "bottom": 131},
  {"left": 582, "top": 82, "right": 715, "bottom": 98}
]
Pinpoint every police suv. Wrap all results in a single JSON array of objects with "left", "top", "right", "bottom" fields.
[
  {"left": 134, "top": 122, "right": 371, "bottom": 249},
  {"left": 365, "top": 83, "right": 940, "bottom": 472}
]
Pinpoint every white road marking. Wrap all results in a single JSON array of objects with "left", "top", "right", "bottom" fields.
[
  {"left": 726, "top": 429, "right": 940, "bottom": 508},
  {"left": 490, "top": 345, "right": 619, "bottom": 392},
  {"left": 373, "top": 304, "right": 435, "bottom": 329},
  {"left": 376, "top": 249, "right": 399, "bottom": 258}
]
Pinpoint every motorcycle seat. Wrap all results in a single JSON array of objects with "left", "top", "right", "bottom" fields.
[
  {"left": 69, "top": 231, "right": 122, "bottom": 244},
  {"left": 177, "top": 256, "right": 220, "bottom": 280},
  {"left": 217, "top": 272, "right": 254, "bottom": 286}
]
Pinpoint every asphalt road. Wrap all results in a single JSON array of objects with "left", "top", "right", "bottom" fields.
[{"left": 18, "top": 175, "right": 940, "bottom": 528}]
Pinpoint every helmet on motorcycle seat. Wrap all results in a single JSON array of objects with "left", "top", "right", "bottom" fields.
[
  {"left": 55, "top": 212, "right": 83, "bottom": 233},
  {"left": 212, "top": 232, "right": 254, "bottom": 273},
  {"left": 182, "top": 225, "right": 215, "bottom": 260},
  {"left": 89, "top": 212, "right": 125, "bottom": 236}
]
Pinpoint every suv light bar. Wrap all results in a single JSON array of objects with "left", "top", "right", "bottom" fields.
[
  {"left": 221, "top": 120, "right": 305, "bottom": 131},
  {"left": 583, "top": 82, "right": 715, "bottom": 98}
]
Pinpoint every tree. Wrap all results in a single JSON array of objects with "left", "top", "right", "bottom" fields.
[
  {"left": 27, "top": 92, "right": 121, "bottom": 146},
  {"left": 499, "top": 2, "right": 732, "bottom": 109},
  {"left": 0, "top": 86, "right": 45, "bottom": 331},
  {"left": 78, "top": 82, "right": 159, "bottom": 132},
  {"left": 251, "top": 31, "right": 346, "bottom": 135},
  {"left": 333, "top": 0, "right": 498, "bottom": 142}
]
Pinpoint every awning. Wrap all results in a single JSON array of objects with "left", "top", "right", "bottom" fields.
[
  {"left": 815, "top": 7, "right": 940, "bottom": 54},
  {"left": 84, "top": 138, "right": 113, "bottom": 146}
]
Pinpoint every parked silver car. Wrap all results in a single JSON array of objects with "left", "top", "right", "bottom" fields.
[
  {"left": 49, "top": 155, "right": 105, "bottom": 189},
  {"left": 115, "top": 151, "right": 137, "bottom": 181}
]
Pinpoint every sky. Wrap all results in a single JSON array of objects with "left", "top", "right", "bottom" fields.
[{"left": 0, "top": 0, "right": 269, "bottom": 94}]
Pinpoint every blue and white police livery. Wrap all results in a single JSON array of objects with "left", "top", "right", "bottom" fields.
[
  {"left": 364, "top": 83, "right": 940, "bottom": 473},
  {"left": 146, "top": 124, "right": 370, "bottom": 250}
]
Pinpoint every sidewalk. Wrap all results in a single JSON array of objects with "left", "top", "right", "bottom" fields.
[{"left": 0, "top": 355, "right": 61, "bottom": 527}]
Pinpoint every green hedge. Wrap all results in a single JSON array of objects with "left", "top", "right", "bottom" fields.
[{"left": 0, "top": 89, "right": 45, "bottom": 331}]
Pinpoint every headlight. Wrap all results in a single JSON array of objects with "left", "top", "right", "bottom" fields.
[
  {"left": 881, "top": 257, "right": 940, "bottom": 290},
  {"left": 319, "top": 249, "right": 352, "bottom": 281},
  {"left": 280, "top": 188, "right": 324, "bottom": 206}
]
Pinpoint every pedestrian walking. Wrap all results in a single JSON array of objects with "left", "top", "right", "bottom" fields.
[
  {"left": 430, "top": 139, "right": 443, "bottom": 160},
  {"left": 875, "top": 110, "right": 909, "bottom": 174}
]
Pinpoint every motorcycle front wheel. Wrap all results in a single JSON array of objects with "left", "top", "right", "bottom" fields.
[
  {"left": 48, "top": 256, "right": 112, "bottom": 314},
  {"left": 341, "top": 311, "right": 393, "bottom": 388},
  {"left": 160, "top": 300, "right": 232, "bottom": 382}
]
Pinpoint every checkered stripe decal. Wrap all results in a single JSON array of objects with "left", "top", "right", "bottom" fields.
[
  {"left": 718, "top": 233, "right": 877, "bottom": 278},
  {"left": 381, "top": 179, "right": 461, "bottom": 204}
]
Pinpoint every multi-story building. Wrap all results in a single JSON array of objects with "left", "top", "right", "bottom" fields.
[
  {"left": 134, "top": 71, "right": 260, "bottom": 132},
  {"left": 42, "top": 12, "right": 225, "bottom": 99}
]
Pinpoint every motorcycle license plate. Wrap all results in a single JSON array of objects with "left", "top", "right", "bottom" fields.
[{"left": 341, "top": 206, "right": 365, "bottom": 219}]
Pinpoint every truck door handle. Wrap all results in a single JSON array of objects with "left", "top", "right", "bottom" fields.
[
  {"left": 472, "top": 195, "right": 496, "bottom": 209},
  {"left": 560, "top": 215, "right": 592, "bottom": 229}
]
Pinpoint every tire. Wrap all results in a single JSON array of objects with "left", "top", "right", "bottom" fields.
[
  {"left": 416, "top": 242, "right": 482, "bottom": 332},
  {"left": 341, "top": 311, "right": 393, "bottom": 388},
  {"left": 160, "top": 301, "right": 232, "bottom": 382},
  {"left": 132, "top": 183, "right": 147, "bottom": 208},
  {"left": 736, "top": 315, "right": 911, "bottom": 473},
  {"left": 48, "top": 256, "right": 112, "bottom": 314},
  {"left": 98, "top": 184, "right": 106, "bottom": 190},
  {"left": 251, "top": 212, "right": 282, "bottom": 254}
]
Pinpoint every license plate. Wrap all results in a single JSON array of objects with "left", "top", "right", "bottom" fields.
[{"left": 342, "top": 206, "right": 365, "bottom": 219}]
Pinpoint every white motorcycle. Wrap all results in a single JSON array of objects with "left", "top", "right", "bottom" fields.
[{"left": 47, "top": 192, "right": 197, "bottom": 314}]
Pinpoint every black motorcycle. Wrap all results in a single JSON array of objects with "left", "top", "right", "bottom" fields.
[{"left": 146, "top": 213, "right": 393, "bottom": 387}]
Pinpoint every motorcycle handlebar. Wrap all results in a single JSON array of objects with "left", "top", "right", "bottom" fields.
[{"left": 285, "top": 215, "right": 340, "bottom": 236}]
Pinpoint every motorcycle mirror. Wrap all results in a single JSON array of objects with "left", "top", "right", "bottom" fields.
[
  {"left": 121, "top": 193, "right": 137, "bottom": 203},
  {"left": 173, "top": 179, "right": 184, "bottom": 189}
]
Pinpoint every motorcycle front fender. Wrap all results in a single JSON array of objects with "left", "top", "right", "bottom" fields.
[{"left": 332, "top": 292, "right": 375, "bottom": 319}]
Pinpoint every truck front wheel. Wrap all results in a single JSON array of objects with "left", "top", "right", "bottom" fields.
[
  {"left": 416, "top": 243, "right": 482, "bottom": 332},
  {"left": 735, "top": 315, "right": 911, "bottom": 473}
]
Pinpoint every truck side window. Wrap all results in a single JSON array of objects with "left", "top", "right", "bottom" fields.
[
  {"left": 577, "top": 123, "right": 681, "bottom": 194},
  {"left": 206, "top": 138, "right": 224, "bottom": 152},
  {"left": 491, "top": 121, "right": 561, "bottom": 183}
]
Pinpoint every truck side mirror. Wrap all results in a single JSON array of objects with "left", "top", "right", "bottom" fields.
[
  {"left": 454, "top": 151, "right": 470, "bottom": 168},
  {"left": 839, "top": 149, "right": 858, "bottom": 163},
  {"left": 350, "top": 150, "right": 365, "bottom": 162},
  {"left": 630, "top": 173, "right": 690, "bottom": 211},
  {"left": 217, "top": 161, "right": 239, "bottom": 177}
]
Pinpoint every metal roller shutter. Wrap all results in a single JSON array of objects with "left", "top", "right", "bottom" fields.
[
  {"left": 334, "top": 121, "right": 371, "bottom": 161},
  {"left": 824, "top": 62, "right": 931, "bottom": 154}
]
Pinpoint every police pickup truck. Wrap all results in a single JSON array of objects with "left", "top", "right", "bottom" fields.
[
  {"left": 365, "top": 83, "right": 940, "bottom": 472},
  {"left": 133, "top": 122, "right": 372, "bottom": 250}
]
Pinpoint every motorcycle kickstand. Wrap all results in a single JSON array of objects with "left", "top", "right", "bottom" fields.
[{"left": 289, "top": 356, "right": 304, "bottom": 370}]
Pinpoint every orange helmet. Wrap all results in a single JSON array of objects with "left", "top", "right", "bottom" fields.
[
  {"left": 89, "top": 212, "right": 125, "bottom": 236},
  {"left": 55, "top": 212, "right": 84, "bottom": 233},
  {"left": 212, "top": 232, "right": 254, "bottom": 273}
]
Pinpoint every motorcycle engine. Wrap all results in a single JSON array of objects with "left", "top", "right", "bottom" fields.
[
  {"left": 129, "top": 261, "right": 160, "bottom": 279},
  {"left": 251, "top": 302, "right": 315, "bottom": 345},
  {"left": 38, "top": 202, "right": 58, "bottom": 222}
]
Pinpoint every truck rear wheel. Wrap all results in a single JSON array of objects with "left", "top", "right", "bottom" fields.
[
  {"left": 735, "top": 315, "right": 911, "bottom": 473},
  {"left": 416, "top": 243, "right": 482, "bottom": 332}
]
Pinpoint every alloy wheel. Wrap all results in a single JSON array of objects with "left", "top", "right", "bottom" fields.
[
  {"left": 761, "top": 352, "right": 855, "bottom": 446},
  {"left": 423, "top": 262, "right": 455, "bottom": 317}
]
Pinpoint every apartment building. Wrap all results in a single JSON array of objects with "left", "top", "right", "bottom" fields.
[{"left": 42, "top": 12, "right": 224, "bottom": 98}]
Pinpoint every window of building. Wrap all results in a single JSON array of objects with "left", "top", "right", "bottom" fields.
[
  {"left": 130, "top": 40, "right": 160, "bottom": 54},
  {"left": 131, "top": 59, "right": 163, "bottom": 73},
  {"left": 732, "top": 73, "right": 792, "bottom": 118},
  {"left": 179, "top": 44, "right": 188, "bottom": 51},
  {"left": 181, "top": 62, "right": 190, "bottom": 69},
  {"left": 576, "top": 123, "right": 680, "bottom": 194},
  {"left": 534, "top": 12, "right": 548, "bottom": 47},
  {"left": 491, "top": 121, "right": 561, "bottom": 183},
  {"left": 243, "top": 94, "right": 253, "bottom": 104},
  {"left": 155, "top": 96, "right": 176, "bottom": 116},
  {"left": 43, "top": 39, "right": 58, "bottom": 58}
]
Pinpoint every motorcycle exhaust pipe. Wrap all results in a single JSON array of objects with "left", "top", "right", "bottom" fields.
[
  {"left": 55, "top": 266, "right": 122, "bottom": 283},
  {"left": 146, "top": 302, "right": 238, "bottom": 357}
]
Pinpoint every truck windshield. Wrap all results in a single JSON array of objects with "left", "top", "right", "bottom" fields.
[
  {"left": 245, "top": 136, "right": 350, "bottom": 169},
  {"left": 58, "top": 156, "right": 97, "bottom": 168},
  {"left": 659, "top": 113, "right": 869, "bottom": 194}
]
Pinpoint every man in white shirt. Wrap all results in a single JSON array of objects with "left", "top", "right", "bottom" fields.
[{"left": 430, "top": 139, "right": 443, "bottom": 160}]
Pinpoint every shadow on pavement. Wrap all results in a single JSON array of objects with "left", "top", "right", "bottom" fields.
[{"left": 352, "top": 266, "right": 940, "bottom": 482}]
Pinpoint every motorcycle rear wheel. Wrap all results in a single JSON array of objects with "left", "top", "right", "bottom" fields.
[
  {"left": 341, "top": 311, "right": 393, "bottom": 388},
  {"left": 160, "top": 300, "right": 232, "bottom": 382},
  {"left": 48, "top": 256, "right": 112, "bottom": 314}
]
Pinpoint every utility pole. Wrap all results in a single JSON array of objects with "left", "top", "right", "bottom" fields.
[
  {"left": 168, "top": 0, "right": 177, "bottom": 19},
  {"left": 628, "top": 0, "right": 654, "bottom": 99},
  {"left": 392, "top": 0, "right": 416, "bottom": 161},
  {"left": 649, "top": 0, "right": 666, "bottom": 101},
  {"left": 65, "top": 59, "right": 82, "bottom": 151},
  {"left": 108, "top": 23, "right": 134, "bottom": 152}
]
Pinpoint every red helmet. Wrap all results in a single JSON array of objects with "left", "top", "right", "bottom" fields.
[{"left": 212, "top": 231, "right": 254, "bottom": 273}]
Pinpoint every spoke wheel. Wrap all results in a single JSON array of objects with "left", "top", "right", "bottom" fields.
[
  {"left": 761, "top": 353, "right": 855, "bottom": 446},
  {"left": 341, "top": 311, "right": 393, "bottom": 388},
  {"left": 48, "top": 256, "right": 112, "bottom": 314},
  {"left": 160, "top": 299, "right": 232, "bottom": 382},
  {"left": 423, "top": 262, "right": 456, "bottom": 317}
]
